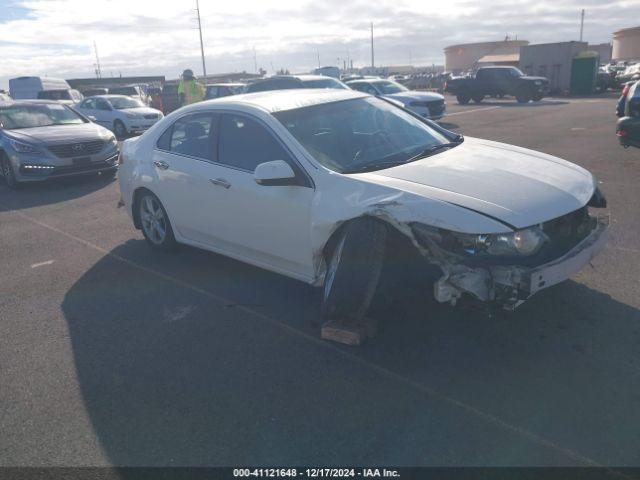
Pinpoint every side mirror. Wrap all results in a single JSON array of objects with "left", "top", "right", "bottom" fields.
[
  {"left": 87, "top": 115, "right": 97, "bottom": 122},
  {"left": 254, "top": 160, "right": 297, "bottom": 186}
]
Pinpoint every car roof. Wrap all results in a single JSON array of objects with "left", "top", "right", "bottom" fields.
[
  {"left": 294, "top": 75, "right": 338, "bottom": 81},
  {"left": 197, "top": 88, "right": 367, "bottom": 113},
  {"left": 206, "top": 83, "right": 244, "bottom": 87},
  {"left": 0, "top": 99, "right": 64, "bottom": 106},
  {"left": 87, "top": 94, "right": 133, "bottom": 99}
]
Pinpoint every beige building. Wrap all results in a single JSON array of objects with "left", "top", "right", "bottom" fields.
[
  {"left": 613, "top": 26, "right": 640, "bottom": 61},
  {"left": 444, "top": 40, "right": 529, "bottom": 73}
]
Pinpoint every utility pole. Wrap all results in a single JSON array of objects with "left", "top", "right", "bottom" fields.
[
  {"left": 370, "top": 22, "right": 375, "bottom": 68},
  {"left": 195, "top": 0, "right": 207, "bottom": 79},
  {"left": 317, "top": 49, "right": 321, "bottom": 68},
  {"left": 579, "top": 9, "right": 585, "bottom": 42},
  {"left": 93, "top": 41, "right": 102, "bottom": 79}
]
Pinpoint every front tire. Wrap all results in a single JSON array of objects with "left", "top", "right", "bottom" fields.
[
  {"left": 137, "top": 191, "right": 177, "bottom": 251},
  {"left": 456, "top": 92, "right": 471, "bottom": 104},
  {"left": 532, "top": 93, "right": 544, "bottom": 102},
  {"left": 472, "top": 94, "right": 484, "bottom": 103},
  {"left": 321, "top": 218, "right": 387, "bottom": 321},
  {"left": 1, "top": 154, "right": 20, "bottom": 189},
  {"left": 516, "top": 88, "right": 531, "bottom": 103}
]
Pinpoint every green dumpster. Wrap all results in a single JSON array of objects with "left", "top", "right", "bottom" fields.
[{"left": 570, "top": 51, "right": 598, "bottom": 95}]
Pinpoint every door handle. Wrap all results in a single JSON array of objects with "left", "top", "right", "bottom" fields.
[
  {"left": 153, "top": 160, "right": 169, "bottom": 170},
  {"left": 209, "top": 178, "right": 231, "bottom": 189}
]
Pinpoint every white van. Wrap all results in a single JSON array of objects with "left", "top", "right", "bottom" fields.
[{"left": 8, "top": 76, "right": 83, "bottom": 104}]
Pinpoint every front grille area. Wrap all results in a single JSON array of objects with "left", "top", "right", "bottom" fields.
[
  {"left": 48, "top": 140, "right": 105, "bottom": 158},
  {"left": 51, "top": 157, "right": 117, "bottom": 176},
  {"left": 411, "top": 100, "right": 445, "bottom": 116}
]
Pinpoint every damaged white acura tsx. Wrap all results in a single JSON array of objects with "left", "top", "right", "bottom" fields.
[{"left": 118, "top": 89, "right": 608, "bottom": 320}]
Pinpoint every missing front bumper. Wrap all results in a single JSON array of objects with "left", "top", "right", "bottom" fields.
[{"left": 433, "top": 215, "right": 609, "bottom": 309}]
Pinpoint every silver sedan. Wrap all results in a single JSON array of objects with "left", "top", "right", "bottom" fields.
[{"left": 0, "top": 100, "right": 118, "bottom": 188}]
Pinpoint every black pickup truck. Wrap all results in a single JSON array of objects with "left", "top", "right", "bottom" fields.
[{"left": 445, "top": 66, "right": 550, "bottom": 104}]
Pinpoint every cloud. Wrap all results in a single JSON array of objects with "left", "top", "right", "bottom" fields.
[{"left": 0, "top": 0, "right": 638, "bottom": 88}]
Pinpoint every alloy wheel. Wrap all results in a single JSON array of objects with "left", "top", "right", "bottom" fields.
[{"left": 140, "top": 195, "right": 167, "bottom": 245}]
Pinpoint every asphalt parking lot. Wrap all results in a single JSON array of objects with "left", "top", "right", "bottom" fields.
[{"left": 1, "top": 93, "right": 639, "bottom": 468}]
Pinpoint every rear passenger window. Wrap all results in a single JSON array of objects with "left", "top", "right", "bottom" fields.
[
  {"left": 218, "top": 114, "right": 291, "bottom": 172},
  {"left": 157, "top": 113, "right": 214, "bottom": 160}
]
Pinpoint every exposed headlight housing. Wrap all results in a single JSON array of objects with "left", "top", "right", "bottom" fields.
[
  {"left": 125, "top": 113, "right": 138, "bottom": 119},
  {"left": 412, "top": 223, "right": 548, "bottom": 258},
  {"left": 9, "top": 138, "right": 41, "bottom": 154}
]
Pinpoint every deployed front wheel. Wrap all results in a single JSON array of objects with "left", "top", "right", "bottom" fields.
[
  {"left": 321, "top": 218, "right": 387, "bottom": 321},
  {"left": 138, "top": 191, "right": 177, "bottom": 251}
]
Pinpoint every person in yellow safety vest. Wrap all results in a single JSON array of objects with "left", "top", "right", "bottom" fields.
[{"left": 178, "top": 69, "right": 205, "bottom": 106}]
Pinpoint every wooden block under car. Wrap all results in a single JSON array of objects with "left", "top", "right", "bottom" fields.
[{"left": 320, "top": 318, "right": 377, "bottom": 346}]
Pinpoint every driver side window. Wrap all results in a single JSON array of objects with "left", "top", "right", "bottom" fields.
[{"left": 95, "top": 99, "right": 111, "bottom": 111}]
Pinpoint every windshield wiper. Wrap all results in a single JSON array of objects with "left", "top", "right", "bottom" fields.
[
  {"left": 346, "top": 160, "right": 409, "bottom": 174},
  {"left": 407, "top": 139, "right": 463, "bottom": 162}
]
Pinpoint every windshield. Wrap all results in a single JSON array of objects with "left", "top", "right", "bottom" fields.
[
  {"left": 37, "top": 90, "right": 71, "bottom": 100},
  {"left": 228, "top": 85, "right": 245, "bottom": 94},
  {"left": 273, "top": 97, "right": 451, "bottom": 174},
  {"left": 0, "top": 103, "right": 85, "bottom": 129},
  {"left": 302, "top": 78, "right": 348, "bottom": 90},
  {"left": 509, "top": 67, "right": 525, "bottom": 77},
  {"left": 111, "top": 87, "right": 138, "bottom": 96},
  {"left": 110, "top": 97, "right": 144, "bottom": 109},
  {"left": 372, "top": 80, "right": 408, "bottom": 94}
]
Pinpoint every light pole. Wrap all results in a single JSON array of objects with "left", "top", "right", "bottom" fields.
[{"left": 195, "top": 0, "right": 207, "bottom": 79}]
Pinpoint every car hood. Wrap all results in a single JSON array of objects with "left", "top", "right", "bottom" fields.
[
  {"left": 353, "top": 137, "right": 595, "bottom": 229},
  {"left": 118, "top": 107, "right": 161, "bottom": 116},
  {"left": 385, "top": 91, "right": 444, "bottom": 103},
  {"left": 5, "top": 122, "right": 112, "bottom": 146}
]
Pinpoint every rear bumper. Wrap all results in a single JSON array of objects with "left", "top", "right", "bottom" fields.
[{"left": 617, "top": 116, "right": 640, "bottom": 148}]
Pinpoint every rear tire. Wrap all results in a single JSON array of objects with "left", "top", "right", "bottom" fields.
[
  {"left": 321, "top": 218, "right": 387, "bottom": 322},
  {"left": 516, "top": 88, "right": 531, "bottom": 103},
  {"left": 137, "top": 191, "right": 177, "bottom": 251},
  {"left": 456, "top": 92, "right": 471, "bottom": 105},
  {"left": 1, "top": 154, "right": 20, "bottom": 189}
]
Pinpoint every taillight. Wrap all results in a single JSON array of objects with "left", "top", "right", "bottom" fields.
[
  {"left": 444, "top": 81, "right": 448, "bottom": 90},
  {"left": 622, "top": 84, "right": 630, "bottom": 97},
  {"left": 617, "top": 129, "right": 628, "bottom": 137},
  {"left": 117, "top": 151, "right": 124, "bottom": 165}
]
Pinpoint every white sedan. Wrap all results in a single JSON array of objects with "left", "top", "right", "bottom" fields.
[
  {"left": 76, "top": 95, "right": 163, "bottom": 138},
  {"left": 118, "top": 89, "right": 608, "bottom": 320}
]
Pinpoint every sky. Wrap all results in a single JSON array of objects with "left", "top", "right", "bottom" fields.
[{"left": 0, "top": 0, "right": 639, "bottom": 89}]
